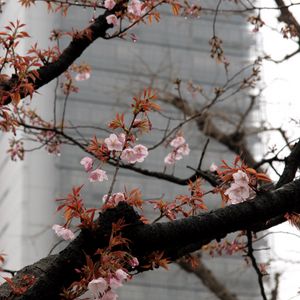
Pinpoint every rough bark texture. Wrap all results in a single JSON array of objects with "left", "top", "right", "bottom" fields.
[{"left": 1, "top": 179, "right": 300, "bottom": 299}]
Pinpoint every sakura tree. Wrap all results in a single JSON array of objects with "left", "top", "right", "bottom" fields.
[{"left": 0, "top": 1, "right": 300, "bottom": 300}]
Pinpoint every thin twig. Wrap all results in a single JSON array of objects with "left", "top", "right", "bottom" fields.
[
  {"left": 246, "top": 230, "right": 267, "bottom": 300},
  {"left": 198, "top": 138, "right": 210, "bottom": 170}
]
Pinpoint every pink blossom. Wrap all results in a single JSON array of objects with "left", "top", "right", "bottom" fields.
[
  {"left": 75, "top": 71, "right": 90, "bottom": 81},
  {"left": 170, "top": 136, "right": 185, "bottom": 148},
  {"left": 129, "top": 257, "right": 139, "bottom": 267},
  {"left": 104, "top": 134, "right": 125, "bottom": 151},
  {"left": 232, "top": 170, "right": 249, "bottom": 186},
  {"left": 88, "top": 277, "right": 108, "bottom": 298},
  {"left": 89, "top": 169, "right": 108, "bottom": 182},
  {"left": 165, "top": 136, "right": 190, "bottom": 165},
  {"left": 52, "top": 224, "right": 75, "bottom": 241},
  {"left": 177, "top": 143, "right": 190, "bottom": 156},
  {"left": 104, "top": 0, "right": 116, "bottom": 10},
  {"left": 108, "top": 269, "right": 129, "bottom": 292},
  {"left": 121, "top": 148, "right": 137, "bottom": 164},
  {"left": 101, "top": 290, "right": 118, "bottom": 300},
  {"left": 224, "top": 182, "right": 250, "bottom": 204},
  {"left": 80, "top": 156, "right": 93, "bottom": 172},
  {"left": 115, "top": 269, "right": 129, "bottom": 281},
  {"left": 103, "top": 192, "right": 125, "bottom": 206},
  {"left": 133, "top": 144, "right": 148, "bottom": 162},
  {"left": 209, "top": 163, "right": 218, "bottom": 172},
  {"left": 164, "top": 152, "right": 182, "bottom": 165},
  {"left": 128, "top": 0, "right": 143, "bottom": 16},
  {"left": 132, "top": 118, "right": 142, "bottom": 127},
  {"left": 118, "top": 133, "right": 126, "bottom": 145},
  {"left": 164, "top": 152, "right": 176, "bottom": 165},
  {"left": 121, "top": 144, "right": 148, "bottom": 164},
  {"left": 106, "top": 14, "right": 118, "bottom": 26}
]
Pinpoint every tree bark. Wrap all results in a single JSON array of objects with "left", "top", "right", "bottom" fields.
[{"left": 1, "top": 179, "right": 300, "bottom": 299}]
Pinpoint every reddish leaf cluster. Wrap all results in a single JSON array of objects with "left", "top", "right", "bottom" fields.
[
  {"left": 215, "top": 156, "right": 271, "bottom": 203},
  {"left": 87, "top": 136, "right": 110, "bottom": 162},
  {"left": 4, "top": 275, "right": 36, "bottom": 296},
  {"left": 150, "top": 178, "right": 206, "bottom": 220},
  {"left": 56, "top": 185, "right": 97, "bottom": 229},
  {"left": 61, "top": 219, "right": 134, "bottom": 299}
]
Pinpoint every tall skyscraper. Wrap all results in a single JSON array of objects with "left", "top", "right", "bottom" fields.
[{"left": 0, "top": 1, "right": 264, "bottom": 299}]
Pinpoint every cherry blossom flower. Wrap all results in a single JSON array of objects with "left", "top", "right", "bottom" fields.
[
  {"left": 133, "top": 144, "right": 148, "bottom": 162},
  {"left": 164, "top": 151, "right": 184, "bottom": 165},
  {"left": 52, "top": 225, "right": 75, "bottom": 241},
  {"left": 129, "top": 257, "right": 139, "bottom": 267},
  {"left": 177, "top": 143, "right": 190, "bottom": 156},
  {"left": 232, "top": 170, "right": 249, "bottom": 186},
  {"left": 127, "top": 0, "right": 143, "bottom": 16},
  {"left": 80, "top": 156, "right": 93, "bottom": 172},
  {"left": 121, "top": 148, "right": 137, "bottom": 164},
  {"left": 132, "top": 118, "right": 142, "bottom": 127},
  {"left": 224, "top": 182, "right": 250, "bottom": 204},
  {"left": 170, "top": 136, "right": 185, "bottom": 148},
  {"left": 75, "top": 71, "right": 90, "bottom": 81},
  {"left": 101, "top": 290, "right": 118, "bottom": 300},
  {"left": 102, "top": 192, "right": 125, "bottom": 206},
  {"left": 121, "top": 144, "right": 148, "bottom": 164},
  {"left": 108, "top": 269, "right": 129, "bottom": 291},
  {"left": 164, "top": 153, "right": 174, "bottom": 165},
  {"left": 8, "top": 139, "right": 24, "bottom": 161},
  {"left": 165, "top": 135, "right": 190, "bottom": 165},
  {"left": 104, "top": 0, "right": 116, "bottom": 10},
  {"left": 89, "top": 169, "right": 108, "bottom": 182},
  {"left": 209, "top": 163, "right": 218, "bottom": 172},
  {"left": 88, "top": 277, "right": 108, "bottom": 299},
  {"left": 118, "top": 133, "right": 126, "bottom": 145},
  {"left": 106, "top": 14, "right": 118, "bottom": 26},
  {"left": 104, "top": 134, "right": 125, "bottom": 151},
  {"left": 115, "top": 269, "right": 129, "bottom": 281}
]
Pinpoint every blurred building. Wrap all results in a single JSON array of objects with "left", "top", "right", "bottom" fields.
[{"left": 0, "top": 1, "right": 264, "bottom": 299}]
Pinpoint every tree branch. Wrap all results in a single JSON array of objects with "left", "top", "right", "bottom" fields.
[
  {"left": 178, "top": 255, "right": 238, "bottom": 300},
  {"left": 1, "top": 179, "right": 300, "bottom": 299},
  {"left": 274, "top": 0, "right": 300, "bottom": 37},
  {"left": 2, "top": 9, "right": 115, "bottom": 105},
  {"left": 246, "top": 230, "right": 267, "bottom": 300}
]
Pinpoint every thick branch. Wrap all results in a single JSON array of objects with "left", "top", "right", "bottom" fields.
[
  {"left": 275, "top": 0, "right": 300, "bottom": 37},
  {"left": 276, "top": 141, "right": 300, "bottom": 188},
  {"left": 1, "top": 179, "right": 300, "bottom": 299},
  {"left": 2, "top": 9, "right": 114, "bottom": 105}
]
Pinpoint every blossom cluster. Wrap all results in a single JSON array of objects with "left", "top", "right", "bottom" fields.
[
  {"left": 105, "top": 0, "right": 145, "bottom": 27},
  {"left": 80, "top": 157, "right": 108, "bottom": 183},
  {"left": 104, "top": 133, "right": 125, "bottom": 152},
  {"left": 73, "top": 63, "right": 91, "bottom": 81},
  {"left": 164, "top": 136, "right": 190, "bottom": 165},
  {"left": 88, "top": 268, "right": 136, "bottom": 300},
  {"left": 224, "top": 170, "right": 251, "bottom": 204},
  {"left": 104, "top": 133, "right": 148, "bottom": 163},
  {"left": 52, "top": 224, "right": 75, "bottom": 241},
  {"left": 80, "top": 133, "right": 148, "bottom": 183},
  {"left": 7, "top": 139, "right": 24, "bottom": 161},
  {"left": 102, "top": 192, "right": 126, "bottom": 207},
  {"left": 120, "top": 144, "right": 148, "bottom": 164}
]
